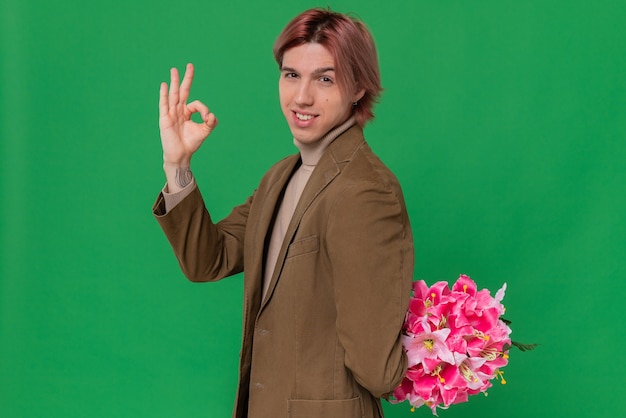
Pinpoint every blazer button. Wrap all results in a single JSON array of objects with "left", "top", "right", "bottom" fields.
[
  {"left": 254, "top": 382, "right": 265, "bottom": 390},
  {"left": 256, "top": 328, "right": 269, "bottom": 335}
]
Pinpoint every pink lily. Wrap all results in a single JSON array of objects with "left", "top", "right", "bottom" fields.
[{"left": 403, "top": 320, "right": 455, "bottom": 367}]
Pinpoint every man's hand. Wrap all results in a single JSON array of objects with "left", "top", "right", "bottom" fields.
[{"left": 159, "top": 63, "right": 218, "bottom": 191}]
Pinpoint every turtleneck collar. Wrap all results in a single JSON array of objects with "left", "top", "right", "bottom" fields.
[{"left": 293, "top": 115, "right": 356, "bottom": 166}]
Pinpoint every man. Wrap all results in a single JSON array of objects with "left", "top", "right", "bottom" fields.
[{"left": 153, "top": 8, "right": 414, "bottom": 418}]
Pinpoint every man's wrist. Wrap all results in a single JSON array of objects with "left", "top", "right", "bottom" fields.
[
  {"left": 163, "top": 160, "right": 194, "bottom": 191},
  {"left": 163, "top": 158, "right": 191, "bottom": 170},
  {"left": 173, "top": 167, "right": 193, "bottom": 189}
]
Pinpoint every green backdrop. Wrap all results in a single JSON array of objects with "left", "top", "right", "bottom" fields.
[{"left": 1, "top": 0, "right": 624, "bottom": 417}]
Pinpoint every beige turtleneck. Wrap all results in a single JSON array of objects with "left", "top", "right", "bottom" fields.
[{"left": 261, "top": 116, "right": 356, "bottom": 301}]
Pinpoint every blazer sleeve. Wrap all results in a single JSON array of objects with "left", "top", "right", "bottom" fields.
[
  {"left": 326, "top": 180, "right": 414, "bottom": 398},
  {"left": 153, "top": 185, "right": 252, "bottom": 282}
]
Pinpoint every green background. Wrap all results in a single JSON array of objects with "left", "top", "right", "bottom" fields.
[{"left": 1, "top": 0, "right": 624, "bottom": 417}]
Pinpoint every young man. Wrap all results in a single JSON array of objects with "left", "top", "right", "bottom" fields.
[{"left": 153, "top": 8, "right": 414, "bottom": 418}]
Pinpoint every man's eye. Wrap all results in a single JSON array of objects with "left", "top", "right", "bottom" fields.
[
  {"left": 320, "top": 76, "right": 333, "bottom": 83},
  {"left": 284, "top": 72, "right": 298, "bottom": 79}
]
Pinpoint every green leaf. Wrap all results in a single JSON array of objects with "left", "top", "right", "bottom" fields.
[{"left": 511, "top": 341, "right": 539, "bottom": 352}]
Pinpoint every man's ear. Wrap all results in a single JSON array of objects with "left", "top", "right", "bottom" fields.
[{"left": 353, "top": 88, "right": 366, "bottom": 103}]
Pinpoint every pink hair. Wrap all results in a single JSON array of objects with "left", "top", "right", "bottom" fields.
[{"left": 273, "top": 8, "right": 383, "bottom": 127}]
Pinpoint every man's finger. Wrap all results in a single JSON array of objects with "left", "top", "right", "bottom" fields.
[
  {"left": 159, "top": 82, "right": 169, "bottom": 118},
  {"left": 187, "top": 100, "right": 210, "bottom": 119},
  {"left": 204, "top": 112, "right": 218, "bottom": 132},
  {"left": 169, "top": 67, "right": 180, "bottom": 108},
  {"left": 179, "top": 63, "right": 194, "bottom": 104}
]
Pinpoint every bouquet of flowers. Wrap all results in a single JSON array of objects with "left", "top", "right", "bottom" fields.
[{"left": 390, "top": 274, "right": 534, "bottom": 415}]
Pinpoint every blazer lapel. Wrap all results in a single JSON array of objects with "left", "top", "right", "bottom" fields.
[
  {"left": 259, "top": 126, "right": 365, "bottom": 311},
  {"left": 245, "top": 154, "right": 300, "bottom": 315}
]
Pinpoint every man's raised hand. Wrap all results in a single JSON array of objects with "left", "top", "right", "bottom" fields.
[{"left": 159, "top": 63, "right": 218, "bottom": 168}]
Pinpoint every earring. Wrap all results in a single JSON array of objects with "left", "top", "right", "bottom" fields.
[{"left": 352, "top": 101, "right": 358, "bottom": 108}]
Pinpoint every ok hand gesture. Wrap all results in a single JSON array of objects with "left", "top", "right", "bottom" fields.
[{"left": 159, "top": 63, "right": 218, "bottom": 169}]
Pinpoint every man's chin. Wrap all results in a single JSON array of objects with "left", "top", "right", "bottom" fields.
[{"left": 289, "top": 127, "right": 321, "bottom": 144}]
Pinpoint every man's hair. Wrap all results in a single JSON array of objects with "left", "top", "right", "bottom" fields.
[{"left": 273, "top": 8, "right": 382, "bottom": 127}]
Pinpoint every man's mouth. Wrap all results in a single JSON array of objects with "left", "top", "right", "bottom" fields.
[{"left": 295, "top": 112, "right": 316, "bottom": 121}]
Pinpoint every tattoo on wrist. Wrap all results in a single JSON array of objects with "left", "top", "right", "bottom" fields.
[{"left": 175, "top": 167, "right": 193, "bottom": 188}]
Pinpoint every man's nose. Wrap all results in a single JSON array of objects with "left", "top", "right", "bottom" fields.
[{"left": 295, "top": 82, "right": 313, "bottom": 106}]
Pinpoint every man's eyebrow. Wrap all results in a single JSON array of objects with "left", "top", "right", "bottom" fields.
[
  {"left": 312, "top": 67, "right": 335, "bottom": 74},
  {"left": 280, "top": 66, "right": 335, "bottom": 75}
]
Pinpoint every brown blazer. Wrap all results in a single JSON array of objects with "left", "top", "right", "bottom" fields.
[{"left": 153, "top": 126, "right": 414, "bottom": 418}]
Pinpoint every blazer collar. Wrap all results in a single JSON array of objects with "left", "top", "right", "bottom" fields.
[
  {"left": 293, "top": 124, "right": 365, "bottom": 217},
  {"left": 325, "top": 124, "right": 366, "bottom": 165}
]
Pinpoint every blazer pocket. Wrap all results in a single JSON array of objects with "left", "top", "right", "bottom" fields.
[
  {"left": 286, "top": 235, "right": 319, "bottom": 259},
  {"left": 288, "top": 396, "right": 362, "bottom": 418}
]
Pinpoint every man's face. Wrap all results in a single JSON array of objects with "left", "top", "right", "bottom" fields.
[{"left": 279, "top": 43, "right": 363, "bottom": 144}]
